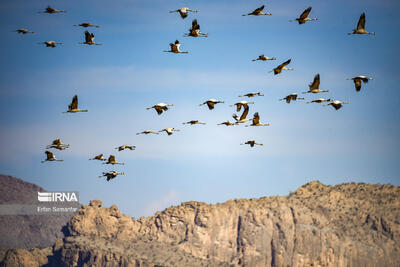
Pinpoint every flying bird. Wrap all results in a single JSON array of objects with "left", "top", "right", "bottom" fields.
[
  {"left": 136, "top": 130, "right": 159, "bottom": 135},
  {"left": 99, "top": 171, "right": 124, "bottom": 181},
  {"left": 183, "top": 120, "right": 206, "bottom": 125},
  {"left": 46, "top": 139, "right": 70, "bottom": 150},
  {"left": 169, "top": 7, "right": 198, "bottom": 19},
  {"left": 348, "top": 13, "right": 376, "bottom": 35},
  {"left": 289, "top": 7, "right": 318, "bottom": 24},
  {"left": 240, "top": 140, "right": 264, "bottom": 147},
  {"left": 269, "top": 59, "right": 293, "bottom": 75},
  {"left": 73, "top": 23, "right": 100, "bottom": 28},
  {"left": 243, "top": 5, "right": 272, "bottom": 16},
  {"left": 41, "top": 151, "right": 63, "bottom": 163},
  {"left": 232, "top": 104, "right": 250, "bottom": 124},
  {"left": 184, "top": 19, "right": 208, "bottom": 37},
  {"left": 252, "top": 55, "right": 276, "bottom": 62},
  {"left": 163, "top": 40, "right": 189, "bottom": 54},
  {"left": 80, "top": 31, "right": 102, "bottom": 45},
  {"left": 38, "top": 41, "right": 62, "bottom": 48},
  {"left": 230, "top": 101, "right": 254, "bottom": 112},
  {"left": 159, "top": 128, "right": 180, "bottom": 135},
  {"left": 63, "top": 95, "right": 88, "bottom": 113},
  {"left": 302, "top": 74, "right": 329, "bottom": 94},
  {"left": 89, "top": 154, "right": 107, "bottom": 161},
  {"left": 323, "top": 100, "right": 349, "bottom": 110},
  {"left": 279, "top": 93, "right": 305, "bottom": 104},
  {"left": 12, "top": 29, "right": 34, "bottom": 34},
  {"left": 238, "top": 92, "right": 264, "bottom": 98},
  {"left": 103, "top": 155, "right": 124, "bottom": 165},
  {"left": 217, "top": 121, "right": 235, "bottom": 126},
  {"left": 146, "top": 103, "right": 173, "bottom": 115},
  {"left": 346, "top": 76, "right": 374, "bottom": 91},
  {"left": 40, "top": 6, "right": 66, "bottom": 14},
  {"left": 115, "top": 145, "right": 136, "bottom": 151},
  {"left": 246, "top": 112, "right": 270, "bottom": 127},
  {"left": 199, "top": 99, "right": 224, "bottom": 110},
  {"left": 306, "top": 98, "right": 332, "bottom": 104}
]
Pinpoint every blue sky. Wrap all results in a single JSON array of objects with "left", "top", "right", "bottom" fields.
[{"left": 0, "top": 0, "right": 399, "bottom": 218}]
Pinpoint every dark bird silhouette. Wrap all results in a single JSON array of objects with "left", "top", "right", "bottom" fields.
[
  {"left": 279, "top": 93, "right": 305, "bottom": 104},
  {"left": 348, "top": 13, "right": 375, "bottom": 35},
  {"left": 163, "top": 40, "right": 189, "bottom": 53},
  {"left": 184, "top": 19, "right": 208, "bottom": 37},
  {"left": 169, "top": 7, "right": 198, "bottom": 19},
  {"left": 302, "top": 74, "right": 329, "bottom": 94},
  {"left": 269, "top": 59, "right": 293, "bottom": 75},
  {"left": 243, "top": 5, "right": 271, "bottom": 16},
  {"left": 346, "top": 76, "right": 374, "bottom": 91},
  {"left": 41, "top": 151, "right": 63, "bottom": 163},
  {"left": 63, "top": 95, "right": 88, "bottom": 113},
  {"left": 289, "top": 7, "right": 318, "bottom": 24}
]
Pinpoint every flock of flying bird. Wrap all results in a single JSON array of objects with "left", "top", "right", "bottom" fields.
[{"left": 14, "top": 4, "right": 376, "bottom": 181}]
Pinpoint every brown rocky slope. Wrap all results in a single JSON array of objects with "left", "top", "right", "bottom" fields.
[
  {"left": 0, "top": 175, "right": 77, "bottom": 250},
  {"left": 1, "top": 181, "right": 400, "bottom": 266}
]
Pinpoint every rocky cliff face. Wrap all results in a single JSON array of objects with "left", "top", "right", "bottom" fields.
[{"left": 1, "top": 181, "right": 400, "bottom": 267}]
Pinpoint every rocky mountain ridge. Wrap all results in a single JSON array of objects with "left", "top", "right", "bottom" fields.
[
  {"left": 1, "top": 181, "right": 400, "bottom": 266},
  {"left": 0, "top": 175, "right": 77, "bottom": 250}
]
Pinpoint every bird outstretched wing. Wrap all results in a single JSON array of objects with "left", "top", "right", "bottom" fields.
[
  {"left": 254, "top": 5, "right": 265, "bottom": 13},
  {"left": 192, "top": 19, "right": 200, "bottom": 30},
  {"left": 300, "top": 7, "right": 312, "bottom": 20},
  {"left": 357, "top": 13, "right": 366, "bottom": 31},
  {"left": 253, "top": 112, "right": 260, "bottom": 124},
  {"left": 309, "top": 74, "right": 320, "bottom": 90},
  {"left": 69, "top": 95, "right": 78, "bottom": 110},
  {"left": 278, "top": 59, "right": 291, "bottom": 69},
  {"left": 240, "top": 105, "right": 249, "bottom": 121}
]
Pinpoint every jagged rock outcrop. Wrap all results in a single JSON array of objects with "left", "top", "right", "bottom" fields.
[
  {"left": 0, "top": 175, "right": 78, "bottom": 249},
  {"left": 1, "top": 181, "right": 400, "bottom": 266}
]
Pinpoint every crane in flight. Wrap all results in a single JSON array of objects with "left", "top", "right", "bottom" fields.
[
  {"left": 38, "top": 41, "right": 62, "bottom": 48},
  {"left": 99, "top": 171, "right": 124, "bottom": 181},
  {"left": 246, "top": 112, "right": 270, "bottom": 127},
  {"left": 63, "top": 95, "right": 88, "bottom": 113},
  {"left": 184, "top": 19, "right": 208, "bottom": 37},
  {"left": 12, "top": 29, "right": 34, "bottom": 34},
  {"left": 243, "top": 5, "right": 272, "bottom": 16},
  {"left": 41, "top": 151, "right": 63, "bottom": 163},
  {"left": 269, "top": 59, "right": 293, "bottom": 75},
  {"left": 323, "top": 100, "right": 349, "bottom": 110},
  {"left": 146, "top": 103, "right": 174, "bottom": 115},
  {"left": 302, "top": 74, "right": 329, "bottom": 94},
  {"left": 74, "top": 23, "right": 100, "bottom": 28},
  {"left": 46, "top": 139, "right": 70, "bottom": 150},
  {"left": 241, "top": 140, "right": 264, "bottom": 147},
  {"left": 169, "top": 7, "right": 198, "bottom": 19},
  {"left": 199, "top": 99, "right": 224, "bottom": 110},
  {"left": 163, "top": 40, "right": 189, "bottom": 54},
  {"left": 80, "top": 31, "right": 102, "bottom": 45},
  {"left": 348, "top": 13, "right": 376, "bottom": 35},
  {"left": 39, "top": 6, "right": 66, "bottom": 14},
  {"left": 346, "top": 76, "right": 374, "bottom": 91},
  {"left": 289, "top": 7, "right": 318, "bottom": 24},
  {"left": 279, "top": 94, "right": 305, "bottom": 104}
]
